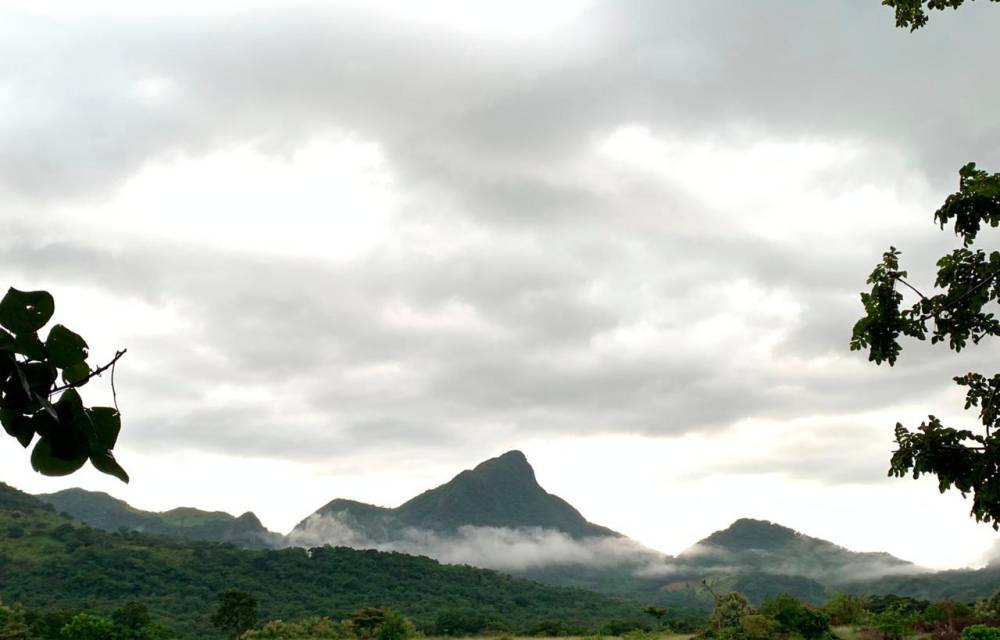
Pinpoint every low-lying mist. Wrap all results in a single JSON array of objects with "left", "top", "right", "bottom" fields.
[
  {"left": 287, "top": 513, "right": 666, "bottom": 572},
  {"left": 284, "top": 513, "right": 927, "bottom": 584}
]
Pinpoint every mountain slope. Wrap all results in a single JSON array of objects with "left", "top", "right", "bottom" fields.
[
  {"left": 0, "top": 482, "right": 664, "bottom": 638},
  {"left": 677, "top": 518, "right": 922, "bottom": 584},
  {"left": 38, "top": 487, "right": 283, "bottom": 548},
  {"left": 295, "top": 450, "right": 618, "bottom": 541}
]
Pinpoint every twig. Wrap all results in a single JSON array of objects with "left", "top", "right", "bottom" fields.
[
  {"left": 111, "top": 353, "right": 120, "bottom": 413},
  {"left": 983, "top": 377, "right": 1000, "bottom": 439},
  {"left": 49, "top": 349, "right": 128, "bottom": 396},
  {"left": 916, "top": 269, "right": 1000, "bottom": 322},
  {"left": 896, "top": 276, "right": 929, "bottom": 301}
]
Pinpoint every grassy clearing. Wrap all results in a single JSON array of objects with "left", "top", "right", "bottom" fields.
[{"left": 831, "top": 626, "right": 866, "bottom": 640}]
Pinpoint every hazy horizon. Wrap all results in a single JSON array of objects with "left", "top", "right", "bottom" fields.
[{"left": 2, "top": 0, "right": 1000, "bottom": 572}]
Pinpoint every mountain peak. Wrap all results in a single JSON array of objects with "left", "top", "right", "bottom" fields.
[
  {"left": 701, "top": 518, "right": 799, "bottom": 551},
  {"left": 470, "top": 450, "right": 536, "bottom": 482}
]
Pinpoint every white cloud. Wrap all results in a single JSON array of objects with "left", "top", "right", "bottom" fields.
[{"left": 2, "top": 0, "right": 1000, "bottom": 572}]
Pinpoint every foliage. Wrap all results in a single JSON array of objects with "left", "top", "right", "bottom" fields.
[
  {"left": 962, "top": 624, "right": 1000, "bottom": 640},
  {"left": 824, "top": 592, "right": 868, "bottom": 626},
  {"left": 975, "top": 592, "right": 1000, "bottom": 618},
  {"left": 737, "top": 614, "right": 780, "bottom": 640},
  {"left": 0, "top": 601, "right": 31, "bottom": 640},
  {"left": 60, "top": 613, "right": 114, "bottom": 640},
  {"left": 38, "top": 489, "right": 280, "bottom": 550},
  {"left": 760, "top": 594, "right": 831, "bottom": 639},
  {"left": 245, "top": 617, "right": 353, "bottom": 640},
  {"left": 880, "top": 0, "right": 1000, "bottom": 30},
  {"left": 374, "top": 610, "right": 415, "bottom": 640},
  {"left": 644, "top": 607, "right": 668, "bottom": 620},
  {"left": 871, "top": 610, "right": 911, "bottom": 640},
  {"left": 851, "top": 164, "right": 1000, "bottom": 527},
  {"left": 211, "top": 592, "right": 258, "bottom": 640},
  {"left": 0, "top": 287, "right": 128, "bottom": 482},
  {"left": 708, "top": 591, "right": 755, "bottom": 632}
]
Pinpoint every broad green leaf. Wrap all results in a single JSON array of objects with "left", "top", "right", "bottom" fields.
[
  {"left": 31, "top": 437, "right": 87, "bottom": 476},
  {"left": 0, "top": 288, "right": 54, "bottom": 335},
  {"left": 87, "top": 407, "right": 121, "bottom": 450},
  {"left": 12, "top": 332, "right": 46, "bottom": 361},
  {"left": 55, "top": 388, "right": 98, "bottom": 446},
  {"left": 21, "top": 362, "right": 57, "bottom": 398},
  {"left": 0, "top": 329, "right": 14, "bottom": 351},
  {"left": 62, "top": 361, "right": 91, "bottom": 386},
  {"left": 90, "top": 449, "right": 129, "bottom": 483},
  {"left": 0, "top": 409, "right": 33, "bottom": 447},
  {"left": 28, "top": 409, "right": 59, "bottom": 439},
  {"left": 2, "top": 367, "right": 33, "bottom": 411},
  {"left": 45, "top": 324, "right": 89, "bottom": 368}
]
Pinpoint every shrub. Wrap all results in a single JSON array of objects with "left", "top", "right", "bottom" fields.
[
  {"left": 61, "top": 612, "right": 115, "bottom": 640},
  {"left": 739, "top": 614, "right": 780, "bottom": 640},
  {"left": 376, "top": 610, "right": 416, "bottom": 640},
  {"left": 962, "top": 625, "right": 1000, "bottom": 640},
  {"left": 246, "top": 617, "right": 353, "bottom": 639},
  {"left": 871, "top": 610, "right": 910, "bottom": 640},
  {"left": 0, "top": 601, "right": 31, "bottom": 640},
  {"left": 761, "top": 594, "right": 830, "bottom": 640},
  {"left": 712, "top": 593, "right": 755, "bottom": 631},
  {"left": 825, "top": 592, "right": 868, "bottom": 626}
]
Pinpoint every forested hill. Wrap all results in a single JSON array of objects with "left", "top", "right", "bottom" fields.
[
  {"left": 295, "top": 450, "right": 619, "bottom": 541},
  {"left": 38, "top": 487, "right": 282, "bottom": 548},
  {"left": 678, "top": 518, "right": 919, "bottom": 583},
  {"left": 0, "top": 483, "right": 659, "bottom": 638}
]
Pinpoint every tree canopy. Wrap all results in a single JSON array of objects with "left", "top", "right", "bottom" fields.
[
  {"left": 881, "top": 0, "right": 1000, "bottom": 30},
  {"left": 852, "top": 164, "right": 1000, "bottom": 526},
  {"left": 0, "top": 287, "right": 128, "bottom": 482}
]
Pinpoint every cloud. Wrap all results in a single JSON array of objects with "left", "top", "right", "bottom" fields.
[
  {"left": 3, "top": 0, "right": 1000, "bottom": 567},
  {"left": 287, "top": 512, "right": 670, "bottom": 573}
]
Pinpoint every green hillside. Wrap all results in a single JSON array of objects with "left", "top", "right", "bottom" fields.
[
  {"left": 677, "top": 519, "right": 919, "bottom": 584},
  {"left": 38, "top": 487, "right": 283, "bottom": 548},
  {"left": 0, "top": 483, "right": 660, "bottom": 638},
  {"left": 844, "top": 565, "right": 1000, "bottom": 602}
]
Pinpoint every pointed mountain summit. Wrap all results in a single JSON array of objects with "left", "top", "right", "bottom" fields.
[
  {"left": 396, "top": 450, "right": 618, "bottom": 537},
  {"left": 296, "top": 450, "right": 618, "bottom": 540}
]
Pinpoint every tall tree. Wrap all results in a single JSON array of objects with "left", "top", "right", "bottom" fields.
[
  {"left": 852, "top": 163, "right": 1000, "bottom": 526},
  {"left": 211, "top": 591, "right": 258, "bottom": 640},
  {"left": 0, "top": 287, "right": 128, "bottom": 481}
]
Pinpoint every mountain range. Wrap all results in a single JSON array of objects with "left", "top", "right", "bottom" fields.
[
  {"left": 40, "top": 487, "right": 283, "bottom": 548},
  {"left": 27, "top": 449, "right": 1000, "bottom": 606},
  {"left": 0, "top": 482, "right": 659, "bottom": 638}
]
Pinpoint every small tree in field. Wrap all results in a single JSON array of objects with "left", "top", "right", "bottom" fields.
[
  {"left": 375, "top": 610, "right": 416, "bottom": 640},
  {"left": 211, "top": 591, "right": 258, "bottom": 640}
]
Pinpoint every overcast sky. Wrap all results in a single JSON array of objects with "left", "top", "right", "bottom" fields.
[{"left": 2, "top": 0, "right": 1000, "bottom": 570}]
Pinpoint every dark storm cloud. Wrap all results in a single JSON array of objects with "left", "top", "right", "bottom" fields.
[{"left": 2, "top": 1, "right": 999, "bottom": 486}]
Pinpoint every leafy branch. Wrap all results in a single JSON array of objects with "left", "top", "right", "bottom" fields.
[
  {"left": 852, "top": 163, "right": 1000, "bottom": 527},
  {"left": 0, "top": 287, "right": 129, "bottom": 482}
]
